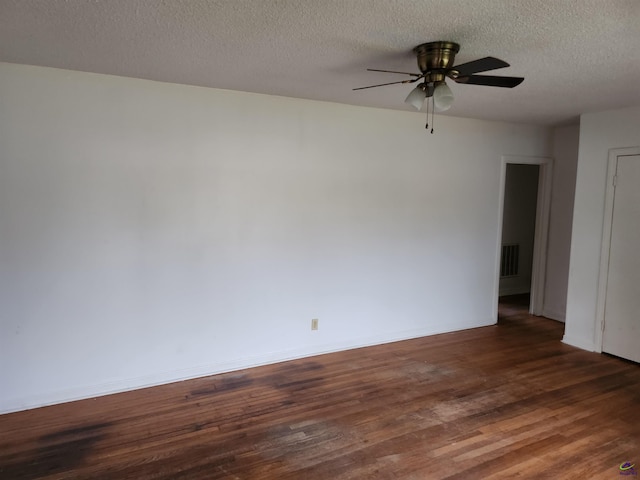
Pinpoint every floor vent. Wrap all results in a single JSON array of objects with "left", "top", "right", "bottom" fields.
[{"left": 500, "top": 244, "right": 520, "bottom": 277}]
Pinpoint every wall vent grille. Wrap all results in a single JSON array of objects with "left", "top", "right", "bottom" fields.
[{"left": 500, "top": 244, "right": 520, "bottom": 277}]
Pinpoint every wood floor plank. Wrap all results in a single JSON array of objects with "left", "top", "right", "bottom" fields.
[{"left": 1, "top": 295, "right": 639, "bottom": 479}]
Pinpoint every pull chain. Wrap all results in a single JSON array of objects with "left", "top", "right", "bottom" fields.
[
  {"left": 425, "top": 94, "right": 430, "bottom": 129},
  {"left": 431, "top": 96, "right": 435, "bottom": 134},
  {"left": 425, "top": 96, "right": 435, "bottom": 134}
]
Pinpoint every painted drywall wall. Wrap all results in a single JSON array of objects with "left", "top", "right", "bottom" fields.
[
  {"left": 0, "top": 62, "right": 551, "bottom": 413},
  {"left": 499, "top": 164, "right": 539, "bottom": 296},
  {"left": 542, "top": 125, "right": 579, "bottom": 322},
  {"left": 564, "top": 105, "right": 640, "bottom": 350}
]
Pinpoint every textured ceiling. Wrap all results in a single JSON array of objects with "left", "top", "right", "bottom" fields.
[{"left": 1, "top": 0, "right": 640, "bottom": 125}]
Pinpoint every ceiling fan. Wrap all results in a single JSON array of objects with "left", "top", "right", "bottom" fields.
[{"left": 354, "top": 41, "right": 524, "bottom": 131}]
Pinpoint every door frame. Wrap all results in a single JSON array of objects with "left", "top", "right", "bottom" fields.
[
  {"left": 493, "top": 155, "right": 553, "bottom": 319},
  {"left": 594, "top": 146, "right": 640, "bottom": 353}
]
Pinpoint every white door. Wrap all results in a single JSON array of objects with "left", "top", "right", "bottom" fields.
[{"left": 602, "top": 154, "right": 640, "bottom": 363}]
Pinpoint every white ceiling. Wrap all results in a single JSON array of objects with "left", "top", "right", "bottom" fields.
[{"left": 2, "top": 0, "right": 640, "bottom": 126}]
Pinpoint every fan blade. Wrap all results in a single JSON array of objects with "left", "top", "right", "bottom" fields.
[
  {"left": 454, "top": 75, "right": 524, "bottom": 88},
  {"left": 367, "top": 68, "right": 421, "bottom": 77},
  {"left": 453, "top": 57, "right": 510, "bottom": 76},
  {"left": 353, "top": 76, "right": 422, "bottom": 91}
]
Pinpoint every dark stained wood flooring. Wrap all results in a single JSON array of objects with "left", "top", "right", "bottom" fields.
[{"left": 1, "top": 297, "right": 639, "bottom": 479}]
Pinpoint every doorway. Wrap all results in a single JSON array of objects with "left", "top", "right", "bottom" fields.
[
  {"left": 499, "top": 164, "right": 539, "bottom": 309},
  {"left": 493, "top": 155, "right": 553, "bottom": 320}
]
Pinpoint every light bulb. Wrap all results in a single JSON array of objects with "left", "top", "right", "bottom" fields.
[
  {"left": 434, "top": 82, "right": 454, "bottom": 112},
  {"left": 405, "top": 85, "right": 427, "bottom": 110}
]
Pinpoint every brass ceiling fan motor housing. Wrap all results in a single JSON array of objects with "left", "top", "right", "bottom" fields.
[{"left": 414, "top": 41, "right": 460, "bottom": 83}]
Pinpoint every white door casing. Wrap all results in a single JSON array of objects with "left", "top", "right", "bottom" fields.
[{"left": 494, "top": 155, "right": 553, "bottom": 319}]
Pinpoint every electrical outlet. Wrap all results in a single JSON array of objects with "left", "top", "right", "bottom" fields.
[{"left": 311, "top": 318, "right": 318, "bottom": 330}]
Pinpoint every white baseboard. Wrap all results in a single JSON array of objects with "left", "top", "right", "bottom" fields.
[
  {"left": 542, "top": 307, "right": 566, "bottom": 322},
  {"left": 1, "top": 317, "right": 495, "bottom": 415},
  {"left": 498, "top": 286, "right": 530, "bottom": 297},
  {"left": 562, "top": 334, "right": 595, "bottom": 352}
]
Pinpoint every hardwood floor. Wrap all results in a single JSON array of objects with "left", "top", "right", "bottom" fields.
[{"left": 1, "top": 299, "right": 639, "bottom": 479}]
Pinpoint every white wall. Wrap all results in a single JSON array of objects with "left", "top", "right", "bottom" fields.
[
  {"left": 542, "top": 124, "right": 579, "bottom": 321},
  {"left": 0, "top": 62, "right": 551, "bottom": 413},
  {"left": 499, "top": 164, "right": 539, "bottom": 296},
  {"left": 564, "top": 106, "right": 640, "bottom": 350}
]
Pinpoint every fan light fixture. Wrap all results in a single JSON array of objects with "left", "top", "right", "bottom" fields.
[
  {"left": 404, "top": 85, "right": 426, "bottom": 110},
  {"left": 403, "top": 81, "right": 454, "bottom": 133},
  {"left": 405, "top": 81, "right": 455, "bottom": 113},
  {"left": 434, "top": 82, "right": 454, "bottom": 112}
]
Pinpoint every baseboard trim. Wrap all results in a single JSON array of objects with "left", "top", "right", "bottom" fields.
[
  {"left": 498, "top": 286, "right": 531, "bottom": 297},
  {"left": 562, "top": 334, "right": 596, "bottom": 352},
  {"left": 1, "top": 317, "right": 495, "bottom": 415},
  {"left": 542, "top": 307, "right": 566, "bottom": 322}
]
